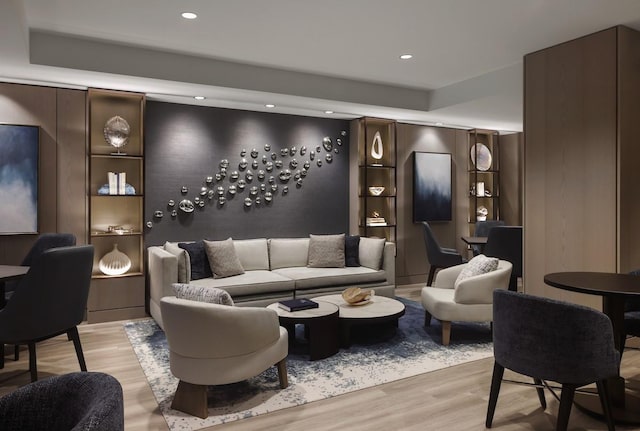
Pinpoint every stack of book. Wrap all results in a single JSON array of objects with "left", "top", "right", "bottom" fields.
[
  {"left": 366, "top": 217, "right": 387, "bottom": 226},
  {"left": 278, "top": 298, "right": 319, "bottom": 312},
  {"left": 108, "top": 172, "right": 127, "bottom": 195}
]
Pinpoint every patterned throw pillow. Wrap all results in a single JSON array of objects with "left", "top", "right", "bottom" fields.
[
  {"left": 178, "top": 241, "right": 212, "bottom": 280},
  {"left": 203, "top": 238, "right": 245, "bottom": 279},
  {"left": 307, "top": 234, "right": 345, "bottom": 268},
  {"left": 345, "top": 235, "right": 361, "bottom": 267},
  {"left": 172, "top": 283, "right": 234, "bottom": 306},
  {"left": 455, "top": 254, "right": 499, "bottom": 285}
]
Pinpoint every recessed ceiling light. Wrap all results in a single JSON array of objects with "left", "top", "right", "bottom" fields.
[
  {"left": 435, "top": 122, "right": 444, "bottom": 126},
  {"left": 181, "top": 12, "right": 198, "bottom": 19},
  {"left": 265, "top": 104, "right": 275, "bottom": 108},
  {"left": 324, "top": 110, "right": 334, "bottom": 114},
  {"left": 399, "top": 54, "right": 413, "bottom": 60},
  {"left": 194, "top": 96, "right": 205, "bottom": 100}
]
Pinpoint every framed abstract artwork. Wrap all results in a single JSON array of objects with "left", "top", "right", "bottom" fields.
[
  {"left": 0, "top": 124, "right": 39, "bottom": 234},
  {"left": 413, "top": 151, "right": 452, "bottom": 222}
]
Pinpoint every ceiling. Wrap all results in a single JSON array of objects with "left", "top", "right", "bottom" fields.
[{"left": 2, "top": 0, "right": 640, "bottom": 132}]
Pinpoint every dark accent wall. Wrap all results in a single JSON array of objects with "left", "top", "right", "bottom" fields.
[{"left": 144, "top": 102, "right": 350, "bottom": 246}]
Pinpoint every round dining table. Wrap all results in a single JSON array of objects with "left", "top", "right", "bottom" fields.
[{"left": 544, "top": 271, "right": 640, "bottom": 424}]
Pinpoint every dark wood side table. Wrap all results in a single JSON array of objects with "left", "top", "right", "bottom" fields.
[
  {"left": 544, "top": 271, "right": 640, "bottom": 424},
  {"left": 0, "top": 265, "right": 29, "bottom": 369},
  {"left": 461, "top": 236, "right": 488, "bottom": 254},
  {"left": 267, "top": 300, "right": 340, "bottom": 361}
]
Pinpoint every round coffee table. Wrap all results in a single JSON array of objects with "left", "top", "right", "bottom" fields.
[
  {"left": 312, "top": 294, "right": 405, "bottom": 347},
  {"left": 267, "top": 300, "right": 340, "bottom": 360}
]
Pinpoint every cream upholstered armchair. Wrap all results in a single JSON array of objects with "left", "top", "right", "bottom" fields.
[
  {"left": 421, "top": 257, "right": 512, "bottom": 346},
  {"left": 160, "top": 296, "right": 289, "bottom": 418}
]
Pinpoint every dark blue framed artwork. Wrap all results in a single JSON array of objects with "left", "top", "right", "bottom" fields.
[
  {"left": 0, "top": 124, "right": 39, "bottom": 234},
  {"left": 413, "top": 152, "right": 452, "bottom": 222}
]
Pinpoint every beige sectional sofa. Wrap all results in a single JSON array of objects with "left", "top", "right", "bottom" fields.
[{"left": 148, "top": 237, "right": 396, "bottom": 329}]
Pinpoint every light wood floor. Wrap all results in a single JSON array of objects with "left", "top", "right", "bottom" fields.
[{"left": 2, "top": 285, "right": 640, "bottom": 430}]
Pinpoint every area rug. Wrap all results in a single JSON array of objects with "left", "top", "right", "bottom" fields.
[{"left": 124, "top": 298, "right": 493, "bottom": 430}]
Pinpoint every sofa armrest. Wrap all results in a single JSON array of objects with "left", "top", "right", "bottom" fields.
[
  {"left": 148, "top": 246, "right": 179, "bottom": 305},
  {"left": 432, "top": 264, "right": 466, "bottom": 289},
  {"left": 382, "top": 242, "right": 396, "bottom": 285}
]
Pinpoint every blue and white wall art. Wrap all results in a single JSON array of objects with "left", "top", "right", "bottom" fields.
[
  {"left": 413, "top": 152, "right": 452, "bottom": 222},
  {"left": 0, "top": 124, "right": 39, "bottom": 234}
]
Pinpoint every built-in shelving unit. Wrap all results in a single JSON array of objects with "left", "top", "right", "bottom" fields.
[
  {"left": 468, "top": 129, "right": 500, "bottom": 231},
  {"left": 357, "top": 118, "right": 397, "bottom": 242},
  {"left": 87, "top": 88, "right": 146, "bottom": 322}
]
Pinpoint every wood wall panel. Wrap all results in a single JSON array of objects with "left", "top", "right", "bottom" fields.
[
  {"left": 524, "top": 28, "right": 621, "bottom": 307},
  {"left": 499, "top": 133, "right": 522, "bottom": 226}
]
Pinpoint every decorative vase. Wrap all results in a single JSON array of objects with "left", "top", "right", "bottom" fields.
[
  {"left": 371, "top": 131, "right": 384, "bottom": 160},
  {"left": 99, "top": 244, "right": 132, "bottom": 276},
  {"left": 103, "top": 115, "right": 130, "bottom": 154}
]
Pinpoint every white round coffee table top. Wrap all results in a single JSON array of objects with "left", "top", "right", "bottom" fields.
[
  {"left": 267, "top": 300, "right": 339, "bottom": 319},
  {"left": 311, "top": 294, "right": 405, "bottom": 319}
]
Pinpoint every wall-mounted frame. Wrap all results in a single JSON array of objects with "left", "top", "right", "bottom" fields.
[
  {"left": 413, "top": 151, "right": 452, "bottom": 222},
  {"left": 0, "top": 124, "right": 39, "bottom": 234}
]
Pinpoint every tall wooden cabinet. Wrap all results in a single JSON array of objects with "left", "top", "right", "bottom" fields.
[
  {"left": 356, "top": 118, "right": 397, "bottom": 242},
  {"left": 468, "top": 129, "right": 500, "bottom": 230},
  {"left": 524, "top": 26, "right": 640, "bottom": 306},
  {"left": 87, "top": 89, "right": 146, "bottom": 322}
]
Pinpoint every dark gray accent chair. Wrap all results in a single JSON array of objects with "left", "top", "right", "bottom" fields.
[
  {"left": 0, "top": 372, "right": 124, "bottom": 430},
  {"left": 0, "top": 245, "right": 94, "bottom": 382},
  {"left": 483, "top": 226, "right": 522, "bottom": 291},
  {"left": 3, "top": 233, "right": 77, "bottom": 362},
  {"left": 487, "top": 290, "right": 618, "bottom": 431},
  {"left": 472, "top": 220, "right": 505, "bottom": 255},
  {"left": 422, "top": 221, "right": 465, "bottom": 286}
]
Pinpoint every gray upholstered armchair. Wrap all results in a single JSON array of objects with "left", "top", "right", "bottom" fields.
[
  {"left": 0, "top": 372, "right": 124, "bottom": 430},
  {"left": 487, "top": 290, "right": 618, "bottom": 431},
  {"left": 0, "top": 245, "right": 94, "bottom": 382},
  {"left": 161, "top": 296, "right": 289, "bottom": 418}
]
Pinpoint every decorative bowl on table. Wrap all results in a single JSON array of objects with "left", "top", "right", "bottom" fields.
[
  {"left": 342, "top": 287, "right": 374, "bottom": 305},
  {"left": 368, "top": 186, "right": 385, "bottom": 196}
]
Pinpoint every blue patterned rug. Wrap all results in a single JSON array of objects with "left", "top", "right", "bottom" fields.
[{"left": 124, "top": 298, "right": 493, "bottom": 430}]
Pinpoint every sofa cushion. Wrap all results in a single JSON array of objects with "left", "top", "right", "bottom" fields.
[
  {"left": 204, "top": 238, "right": 245, "bottom": 279},
  {"left": 345, "top": 235, "right": 360, "bottom": 267},
  {"left": 359, "top": 237, "right": 386, "bottom": 270},
  {"left": 164, "top": 241, "right": 190, "bottom": 282},
  {"left": 172, "top": 283, "right": 234, "bottom": 306},
  {"left": 189, "top": 270, "right": 295, "bottom": 297},
  {"left": 307, "top": 234, "right": 345, "bottom": 268},
  {"left": 273, "top": 266, "right": 386, "bottom": 290},
  {"left": 178, "top": 241, "right": 212, "bottom": 280},
  {"left": 269, "top": 238, "right": 309, "bottom": 269},
  {"left": 233, "top": 238, "right": 269, "bottom": 271},
  {"left": 455, "top": 254, "right": 499, "bottom": 285}
]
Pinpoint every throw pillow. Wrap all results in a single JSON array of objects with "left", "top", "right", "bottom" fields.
[
  {"left": 172, "top": 283, "right": 234, "bottom": 306},
  {"left": 455, "top": 254, "right": 499, "bottom": 285},
  {"left": 359, "top": 237, "right": 386, "bottom": 270},
  {"left": 178, "top": 241, "right": 212, "bottom": 280},
  {"left": 163, "top": 241, "right": 190, "bottom": 282},
  {"left": 345, "top": 235, "right": 361, "bottom": 267},
  {"left": 307, "top": 234, "right": 345, "bottom": 268},
  {"left": 203, "top": 238, "right": 245, "bottom": 279}
]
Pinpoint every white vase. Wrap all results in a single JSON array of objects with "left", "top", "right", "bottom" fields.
[
  {"left": 371, "top": 131, "right": 384, "bottom": 160},
  {"left": 99, "top": 244, "right": 132, "bottom": 276}
]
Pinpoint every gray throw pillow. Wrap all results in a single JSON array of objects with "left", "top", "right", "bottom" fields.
[
  {"left": 203, "top": 238, "right": 245, "bottom": 279},
  {"left": 307, "top": 234, "right": 345, "bottom": 268},
  {"left": 172, "top": 283, "right": 234, "bottom": 306},
  {"left": 455, "top": 254, "right": 499, "bottom": 285},
  {"left": 163, "top": 241, "right": 190, "bottom": 283},
  {"left": 359, "top": 237, "right": 386, "bottom": 270}
]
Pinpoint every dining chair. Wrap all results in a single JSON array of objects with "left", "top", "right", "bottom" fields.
[
  {"left": 472, "top": 220, "right": 505, "bottom": 255},
  {"left": 0, "top": 372, "right": 124, "bottom": 430},
  {"left": 422, "top": 221, "right": 465, "bottom": 286},
  {"left": 0, "top": 245, "right": 94, "bottom": 382},
  {"left": 483, "top": 226, "right": 522, "bottom": 291},
  {"left": 3, "top": 233, "right": 77, "bottom": 362},
  {"left": 487, "top": 290, "right": 618, "bottom": 431}
]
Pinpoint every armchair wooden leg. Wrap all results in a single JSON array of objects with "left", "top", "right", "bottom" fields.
[
  {"left": 14, "top": 344, "right": 19, "bottom": 361},
  {"left": 427, "top": 266, "right": 437, "bottom": 286},
  {"left": 441, "top": 321, "right": 451, "bottom": 346},
  {"left": 68, "top": 327, "right": 87, "bottom": 371},
  {"left": 596, "top": 380, "right": 615, "bottom": 431},
  {"left": 533, "top": 378, "right": 546, "bottom": 409},
  {"left": 28, "top": 342, "right": 37, "bottom": 382},
  {"left": 424, "top": 310, "right": 432, "bottom": 327},
  {"left": 277, "top": 358, "right": 288, "bottom": 389},
  {"left": 557, "top": 384, "right": 576, "bottom": 431},
  {"left": 172, "top": 380, "right": 208, "bottom": 419},
  {"left": 486, "top": 361, "right": 504, "bottom": 428}
]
